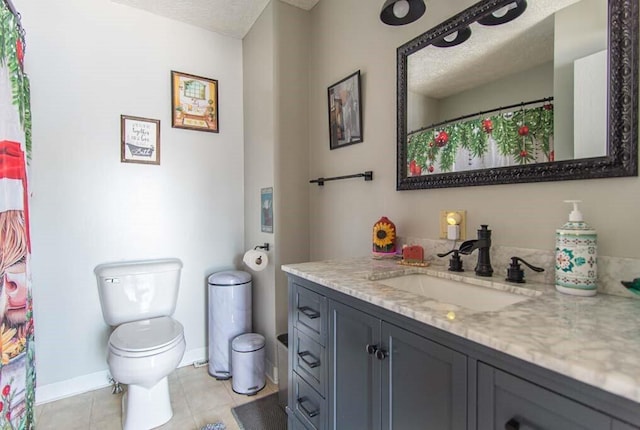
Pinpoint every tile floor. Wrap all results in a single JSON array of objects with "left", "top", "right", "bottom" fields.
[{"left": 34, "top": 365, "right": 279, "bottom": 430}]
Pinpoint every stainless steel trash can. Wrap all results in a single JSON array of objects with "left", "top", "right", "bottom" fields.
[
  {"left": 276, "top": 333, "right": 288, "bottom": 410},
  {"left": 207, "top": 271, "right": 252, "bottom": 379},
  {"left": 231, "top": 333, "right": 265, "bottom": 395}
]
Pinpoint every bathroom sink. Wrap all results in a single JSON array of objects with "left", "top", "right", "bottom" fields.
[{"left": 377, "top": 274, "right": 539, "bottom": 312}]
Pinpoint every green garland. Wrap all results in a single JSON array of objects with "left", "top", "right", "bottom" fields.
[
  {"left": 407, "top": 104, "right": 553, "bottom": 175},
  {"left": 0, "top": 5, "right": 31, "bottom": 160}
]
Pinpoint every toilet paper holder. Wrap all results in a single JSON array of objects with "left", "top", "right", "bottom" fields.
[{"left": 254, "top": 243, "right": 270, "bottom": 252}]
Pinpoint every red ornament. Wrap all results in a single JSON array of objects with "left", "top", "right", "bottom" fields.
[
  {"left": 2, "top": 385, "right": 9, "bottom": 397},
  {"left": 519, "top": 150, "right": 528, "bottom": 157},
  {"left": 435, "top": 131, "right": 449, "bottom": 146},
  {"left": 428, "top": 165, "right": 434, "bottom": 173},
  {"left": 549, "top": 151, "right": 555, "bottom": 162},
  {"left": 482, "top": 119, "right": 493, "bottom": 133},
  {"left": 16, "top": 39, "right": 24, "bottom": 66},
  {"left": 409, "top": 160, "right": 422, "bottom": 176},
  {"left": 428, "top": 141, "right": 434, "bottom": 147},
  {"left": 518, "top": 125, "right": 529, "bottom": 136}
]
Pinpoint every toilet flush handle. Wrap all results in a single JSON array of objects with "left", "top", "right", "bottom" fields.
[{"left": 104, "top": 277, "right": 120, "bottom": 284}]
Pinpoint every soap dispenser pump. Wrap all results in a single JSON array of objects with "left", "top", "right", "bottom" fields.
[{"left": 555, "top": 200, "right": 598, "bottom": 296}]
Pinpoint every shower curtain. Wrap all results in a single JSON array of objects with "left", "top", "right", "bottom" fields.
[{"left": 0, "top": 1, "right": 35, "bottom": 429}]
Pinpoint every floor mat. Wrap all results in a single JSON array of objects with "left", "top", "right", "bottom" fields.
[{"left": 231, "top": 393, "right": 286, "bottom": 430}]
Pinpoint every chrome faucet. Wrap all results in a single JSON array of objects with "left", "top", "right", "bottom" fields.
[{"left": 458, "top": 225, "right": 493, "bottom": 277}]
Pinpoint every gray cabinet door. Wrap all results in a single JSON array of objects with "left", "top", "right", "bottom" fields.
[
  {"left": 328, "top": 300, "right": 381, "bottom": 430},
  {"left": 478, "top": 362, "right": 612, "bottom": 430},
  {"left": 380, "top": 321, "right": 467, "bottom": 430}
]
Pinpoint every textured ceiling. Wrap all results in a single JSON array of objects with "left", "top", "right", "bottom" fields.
[
  {"left": 111, "top": 0, "right": 320, "bottom": 39},
  {"left": 408, "top": 0, "right": 580, "bottom": 99}
]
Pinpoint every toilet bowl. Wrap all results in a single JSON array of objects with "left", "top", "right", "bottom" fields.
[
  {"left": 107, "top": 317, "right": 185, "bottom": 430},
  {"left": 94, "top": 258, "right": 185, "bottom": 430}
]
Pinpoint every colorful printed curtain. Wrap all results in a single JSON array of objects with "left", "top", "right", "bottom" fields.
[
  {"left": 407, "top": 103, "right": 554, "bottom": 176},
  {"left": 0, "top": 1, "right": 35, "bottom": 429}
]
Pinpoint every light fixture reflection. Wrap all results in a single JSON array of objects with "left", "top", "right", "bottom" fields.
[{"left": 477, "top": 0, "right": 527, "bottom": 26}]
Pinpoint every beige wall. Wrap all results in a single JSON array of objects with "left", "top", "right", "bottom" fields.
[
  {"left": 308, "top": 0, "right": 640, "bottom": 261},
  {"left": 244, "top": 0, "right": 310, "bottom": 380},
  {"left": 244, "top": 2, "right": 277, "bottom": 378}
]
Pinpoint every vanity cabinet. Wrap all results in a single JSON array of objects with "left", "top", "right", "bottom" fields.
[
  {"left": 287, "top": 275, "right": 640, "bottom": 430},
  {"left": 329, "top": 299, "right": 467, "bottom": 430},
  {"left": 477, "top": 363, "right": 615, "bottom": 430}
]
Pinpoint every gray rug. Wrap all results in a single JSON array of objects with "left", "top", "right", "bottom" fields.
[{"left": 231, "top": 393, "right": 286, "bottom": 430}]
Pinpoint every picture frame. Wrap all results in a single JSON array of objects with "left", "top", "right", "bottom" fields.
[
  {"left": 261, "top": 187, "right": 273, "bottom": 233},
  {"left": 120, "top": 115, "right": 160, "bottom": 165},
  {"left": 327, "top": 70, "right": 363, "bottom": 150},
  {"left": 171, "top": 70, "right": 219, "bottom": 133}
]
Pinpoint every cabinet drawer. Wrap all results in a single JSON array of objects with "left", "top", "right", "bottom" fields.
[
  {"left": 293, "top": 371, "right": 326, "bottom": 430},
  {"left": 293, "top": 284, "right": 327, "bottom": 345},
  {"left": 478, "top": 362, "right": 612, "bottom": 430},
  {"left": 289, "top": 413, "right": 311, "bottom": 430},
  {"left": 293, "top": 328, "right": 326, "bottom": 396}
]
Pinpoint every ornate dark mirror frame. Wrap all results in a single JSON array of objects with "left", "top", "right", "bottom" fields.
[{"left": 397, "top": 0, "right": 638, "bottom": 190}]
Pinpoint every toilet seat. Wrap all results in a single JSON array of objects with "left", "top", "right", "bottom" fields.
[{"left": 109, "top": 316, "right": 184, "bottom": 358}]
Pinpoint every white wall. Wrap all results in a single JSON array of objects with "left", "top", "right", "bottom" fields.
[
  {"left": 554, "top": 0, "right": 607, "bottom": 160},
  {"left": 19, "top": 0, "right": 244, "bottom": 401},
  {"left": 308, "top": 0, "right": 640, "bottom": 261}
]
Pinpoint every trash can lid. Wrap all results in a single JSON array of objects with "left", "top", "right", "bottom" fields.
[
  {"left": 232, "top": 333, "right": 265, "bottom": 352},
  {"left": 208, "top": 270, "right": 251, "bottom": 286}
]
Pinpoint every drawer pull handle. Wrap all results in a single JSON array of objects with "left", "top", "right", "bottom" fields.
[
  {"left": 505, "top": 418, "right": 520, "bottom": 430},
  {"left": 366, "top": 344, "right": 378, "bottom": 355},
  {"left": 297, "top": 397, "right": 319, "bottom": 418},
  {"left": 299, "top": 306, "right": 320, "bottom": 319},
  {"left": 298, "top": 351, "right": 320, "bottom": 368}
]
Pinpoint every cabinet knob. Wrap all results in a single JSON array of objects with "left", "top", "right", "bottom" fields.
[
  {"left": 505, "top": 418, "right": 520, "bottom": 430},
  {"left": 375, "top": 349, "right": 387, "bottom": 360},
  {"left": 366, "top": 344, "right": 378, "bottom": 355}
]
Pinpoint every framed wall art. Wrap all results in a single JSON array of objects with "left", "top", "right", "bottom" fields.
[
  {"left": 171, "top": 70, "right": 219, "bottom": 133},
  {"left": 120, "top": 115, "right": 160, "bottom": 165},
  {"left": 261, "top": 187, "right": 273, "bottom": 233},
  {"left": 327, "top": 70, "right": 363, "bottom": 150}
]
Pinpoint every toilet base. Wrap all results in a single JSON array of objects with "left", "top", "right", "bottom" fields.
[{"left": 122, "top": 377, "right": 173, "bottom": 430}]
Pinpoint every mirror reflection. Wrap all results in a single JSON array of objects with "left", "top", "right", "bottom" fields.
[{"left": 404, "top": 0, "right": 609, "bottom": 177}]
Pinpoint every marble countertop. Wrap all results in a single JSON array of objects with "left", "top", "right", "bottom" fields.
[{"left": 282, "top": 257, "right": 640, "bottom": 404}]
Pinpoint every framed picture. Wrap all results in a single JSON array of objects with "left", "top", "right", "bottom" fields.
[
  {"left": 328, "top": 70, "right": 363, "bottom": 150},
  {"left": 120, "top": 115, "right": 160, "bottom": 165},
  {"left": 171, "top": 70, "right": 219, "bottom": 133},
  {"left": 261, "top": 187, "right": 273, "bottom": 233}
]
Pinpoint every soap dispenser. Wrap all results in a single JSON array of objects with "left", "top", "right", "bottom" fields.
[{"left": 555, "top": 200, "right": 597, "bottom": 296}]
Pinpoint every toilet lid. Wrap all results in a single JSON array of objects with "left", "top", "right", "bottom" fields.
[{"left": 109, "top": 317, "right": 184, "bottom": 353}]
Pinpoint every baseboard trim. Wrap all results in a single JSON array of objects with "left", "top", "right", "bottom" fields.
[{"left": 36, "top": 347, "right": 208, "bottom": 405}]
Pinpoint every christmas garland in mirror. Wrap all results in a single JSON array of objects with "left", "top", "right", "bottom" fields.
[{"left": 407, "top": 101, "right": 553, "bottom": 176}]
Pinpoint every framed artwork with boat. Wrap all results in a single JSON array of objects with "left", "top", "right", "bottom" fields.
[{"left": 120, "top": 115, "right": 160, "bottom": 165}]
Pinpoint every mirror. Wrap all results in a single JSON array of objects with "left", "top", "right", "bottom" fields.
[{"left": 397, "top": 0, "right": 638, "bottom": 190}]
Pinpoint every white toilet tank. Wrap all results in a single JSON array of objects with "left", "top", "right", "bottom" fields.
[{"left": 95, "top": 258, "right": 183, "bottom": 326}]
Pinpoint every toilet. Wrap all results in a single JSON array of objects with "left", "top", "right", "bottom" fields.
[{"left": 94, "top": 258, "right": 185, "bottom": 430}]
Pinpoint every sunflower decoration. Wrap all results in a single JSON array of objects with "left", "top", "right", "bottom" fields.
[{"left": 372, "top": 216, "right": 396, "bottom": 255}]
